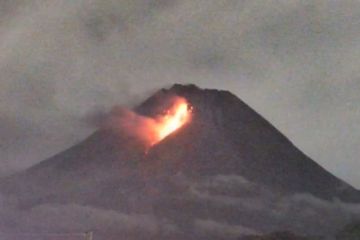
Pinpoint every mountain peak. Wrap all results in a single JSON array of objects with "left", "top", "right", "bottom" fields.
[
  {"left": 2, "top": 84, "right": 360, "bottom": 209},
  {"left": 167, "top": 83, "right": 236, "bottom": 99},
  {"left": 136, "top": 84, "right": 360, "bottom": 201},
  {"left": 136, "top": 84, "right": 251, "bottom": 130},
  {"left": 136, "top": 83, "right": 237, "bottom": 116}
]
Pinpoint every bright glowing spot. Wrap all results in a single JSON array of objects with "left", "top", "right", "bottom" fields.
[
  {"left": 108, "top": 97, "right": 192, "bottom": 148},
  {"left": 155, "top": 100, "right": 191, "bottom": 143}
]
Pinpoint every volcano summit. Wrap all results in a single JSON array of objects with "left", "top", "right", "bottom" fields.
[{"left": 1, "top": 84, "right": 360, "bottom": 239}]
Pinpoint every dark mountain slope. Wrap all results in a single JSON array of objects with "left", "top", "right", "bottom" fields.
[
  {"left": 1, "top": 84, "right": 359, "bottom": 209},
  {"left": 142, "top": 84, "right": 359, "bottom": 201}
]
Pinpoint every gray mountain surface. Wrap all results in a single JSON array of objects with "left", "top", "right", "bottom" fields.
[{"left": 1, "top": 84, "right": 359, "bottom": 239}]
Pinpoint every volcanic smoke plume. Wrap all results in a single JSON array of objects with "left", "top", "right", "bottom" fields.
[{"left": 106, "top": 96, "right": 192, "bottom": 147}]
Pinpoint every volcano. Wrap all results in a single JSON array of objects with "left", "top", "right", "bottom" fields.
[{"left": 1, "top": 84, "right": 360, "bottom": 239}]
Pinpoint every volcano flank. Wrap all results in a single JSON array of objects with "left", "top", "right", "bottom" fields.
[{"left": 1, "top": 84, "right": 360, "bottom": 239}]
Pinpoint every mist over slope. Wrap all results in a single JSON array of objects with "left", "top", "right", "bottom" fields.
[{"left": 1, "top": 84, "right": 359, "bottom": 240}]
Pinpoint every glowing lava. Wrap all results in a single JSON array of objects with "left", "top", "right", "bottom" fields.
[
  {"left": 154, "top": 98, "right": 192, "bottom": 143},
  {"left": 108, "top": 96, "right": 192, "bottom": 148}
]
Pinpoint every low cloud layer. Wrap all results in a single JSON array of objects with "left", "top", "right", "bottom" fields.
[
  {"left": 0, "top": 174, "right": 360, "bottom": 239},
  {"left": 188, "top": 175, "right": 360, "bottom": 237},
  {"left": 0, "top": 193, "right": 178, "bottom": 240},
  {"left": 194, "top": 219, "right": 257, "bottom": 238}
]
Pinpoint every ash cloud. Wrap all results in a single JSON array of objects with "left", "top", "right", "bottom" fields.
[
  {"left": 0, "top": 1, "right": 359, "bottom": 188},
  {"left": 95, "top": 95, "right": 189, "bottom": 147},
  {"left": 104, "top": 106, "right": 160, "bottom": 145}
]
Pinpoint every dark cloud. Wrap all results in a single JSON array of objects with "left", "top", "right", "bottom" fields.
[{"left": 0, "top": 0, "right": 359, "bottom": 189}]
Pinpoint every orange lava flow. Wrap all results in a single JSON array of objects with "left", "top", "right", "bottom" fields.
[{"left": 151, "top": 98, "right": 192, "bottom": 146}]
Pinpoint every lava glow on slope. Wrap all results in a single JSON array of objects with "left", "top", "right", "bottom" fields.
[
  {"left": 109, "top": 96, "right": 192, "bottom": 148},
  {"left": 150, "top": 97, "right": 192, "bottom": 146}
]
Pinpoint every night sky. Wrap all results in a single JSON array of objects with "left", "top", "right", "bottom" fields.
[{"left": 0, "top": 0, "right": 359, "bottom": 188}]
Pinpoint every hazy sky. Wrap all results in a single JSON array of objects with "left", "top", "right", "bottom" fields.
[{"left": 0, "top": 0, "right": 359, "bottom": 188}]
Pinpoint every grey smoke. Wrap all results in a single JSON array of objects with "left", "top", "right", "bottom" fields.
[{"left": 0, "top": 0, "right": 359, "bottom": 189}]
